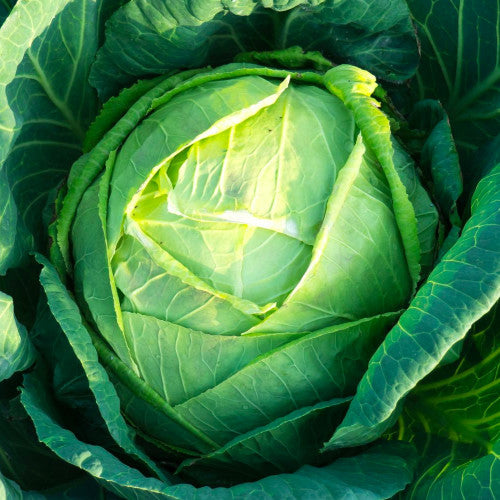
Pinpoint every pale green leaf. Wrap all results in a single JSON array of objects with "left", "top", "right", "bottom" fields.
[
  {"left": 108, "top": 71, "right": 294, "bottom": 251},
  {"left": 136, "top": 210, "right": 312, "bottom": 308},
  {"left": 113, "top": 235, "right": 261, "bottom": 335},
  {"left": 174, "top": 313, "right": 398, "bottom": 446},
  {"left": 249, "top": 135, "right": 411, "bottom": 333},
  {"left": 166, "top": 82, "right": 354, "bottom": 245},
  {"left": 121, "top": 312, "right": 303, "bottom": 406},
  {"left": 324, "top": 64, "right": 421, "bottom": 286}
]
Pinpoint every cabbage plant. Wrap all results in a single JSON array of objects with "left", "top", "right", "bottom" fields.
[{"left": 0, "top": 0, "right": 499, "bottom": 499}]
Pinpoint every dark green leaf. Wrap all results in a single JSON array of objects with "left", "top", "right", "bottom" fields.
[
  {"left": 0, "top": 0, "right": 15, "bottom": 24},
  {"left": 90, "top": 0, "right": 418, "bottom": 100},
  {"left": 0, "top": 395, "right": 80, "bottom": 492},
  {"left": 21, "top": 372, "right": 417, "bottom": 500},
  {"left": 0, "top": 0, "right": 102, "bottom": 272},
  {"left": 410, "top": 100, "right": 463, "bottom": 229},
  {"left": 407, "top": 0, "right": 500, "bottom": 159},
  {"left": 37, "top": 256, "right": 171, "bottom": 482},
  {"left": 279, "top": 0, "right": 418, "bottom": 81}
]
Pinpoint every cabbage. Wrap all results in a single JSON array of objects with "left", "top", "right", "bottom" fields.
[{"left": 0, "top": 1, "right": 499, "bottom": 498}]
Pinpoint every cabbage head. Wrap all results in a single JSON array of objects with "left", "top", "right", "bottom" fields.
[{"left": 51, "top": 62, "right": 437, "bottom": 484}]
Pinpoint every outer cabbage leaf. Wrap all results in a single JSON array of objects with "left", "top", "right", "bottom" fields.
[
  {"left": 0, "top": 0, "right": 106, "bottom": 274},
  {"left": 408, "top": 99, "right": 463, "bottom": 266},
  {"left": 21, "top": 368, "right": 416, "bottom": 500},
  {"left": 276, "top": 0, "right": 419, "bottom": 81},
  {"left": 0, "top": 395, "right": 83, "bottom": 494},
  {"left": 393, "top": 302, "right": 500, "bottom": 498},
  {"left": 37, "top": 255, "right": 172, "bottom": 483},
  {"left": 409, "top": 100, "right": 463, "bottom": 229},
  {"left": 90, "top": 0, "right": 418, "bottom": 99},
  {"left": 405, "top": 439, "right": 500, "bottom": 499},
  {"left": 406, "top": 0, "right": 500, "bottom": 166},
  {"left": 462, "top": 133, "right": 500, "bottom": 201}
]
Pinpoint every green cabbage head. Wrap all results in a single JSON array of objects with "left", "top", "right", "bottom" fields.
[{"left": 52, "top": 61, "right": 438, "bottom": 485}]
